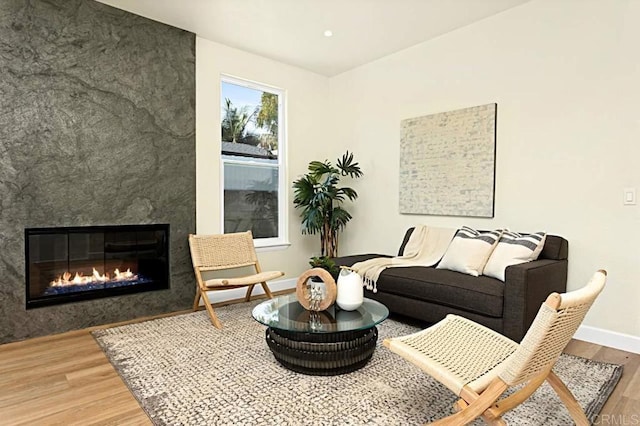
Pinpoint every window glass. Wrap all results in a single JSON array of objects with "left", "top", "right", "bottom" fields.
[{"left": 220, "top": 78, "right": 285, "bottom": 245}]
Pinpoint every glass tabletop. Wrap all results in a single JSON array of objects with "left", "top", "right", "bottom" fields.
[{"left": 252, "top": 293, "right": 389, "bottom": 333}]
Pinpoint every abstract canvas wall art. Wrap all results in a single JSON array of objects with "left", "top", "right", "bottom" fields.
[{"left": 399, "top": 103, "right": 496, "bottom": 217}]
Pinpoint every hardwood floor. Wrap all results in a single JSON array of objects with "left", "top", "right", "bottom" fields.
[
  {"left": 0, "top": 331, "right": 150, "bottom": 425},
  {"left": 1, "top": 314, "right": 638, "bottom": 425},
  {"left": 564, "top": 339, "right": 640, "bottom": 424}
]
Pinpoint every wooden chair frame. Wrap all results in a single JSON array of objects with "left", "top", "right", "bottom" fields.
[
  {"left": 384, "top": 270, "right": 607, "bottom": 425},
  {"left": 188, "top": 231, "right": 283, "bottom": 328}
]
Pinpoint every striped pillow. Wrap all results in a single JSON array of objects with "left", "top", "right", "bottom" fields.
[
  {"left": 436, "top": 226, "right": 503, "bottom": 277},
  {"left": 483, "top": 231, "right": 547, "bottom": 281}
]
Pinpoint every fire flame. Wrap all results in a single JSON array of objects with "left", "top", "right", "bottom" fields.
[{"left": 50, "top": 268, "right": 138, "bottom": 287}]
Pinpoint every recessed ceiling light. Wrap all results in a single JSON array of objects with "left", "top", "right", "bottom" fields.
[{"left": 323, "top": 30, "right": 333, "bottom": 37}]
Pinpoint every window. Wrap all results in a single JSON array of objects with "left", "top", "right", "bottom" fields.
[{"left": 220, "top": 76, "right": 286, "bottom": 248}]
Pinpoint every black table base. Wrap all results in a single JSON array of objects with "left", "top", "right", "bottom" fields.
[{"left": 265, "top": 327, "right": 379, "bottom": 375}]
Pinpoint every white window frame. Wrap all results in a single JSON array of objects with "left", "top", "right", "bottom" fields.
[{"left": 220, "top": 75, "right": 288, "bottom": 250}]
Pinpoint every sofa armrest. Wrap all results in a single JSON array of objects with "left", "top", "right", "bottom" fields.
[{"left": 502, "top": 259, "right": 568, "bottom": 342}]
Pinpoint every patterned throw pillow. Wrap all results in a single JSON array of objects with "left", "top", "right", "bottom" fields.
[
  {"left": 483, "top": 231, "right": 547, "bottom": 281},
  {"left": 436, "top": 226, "right": 503, "bottom": 277}
]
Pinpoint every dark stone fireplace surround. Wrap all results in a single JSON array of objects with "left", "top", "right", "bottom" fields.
[{"left": 0, "top": 0, "right": 196, "bottom": 344}]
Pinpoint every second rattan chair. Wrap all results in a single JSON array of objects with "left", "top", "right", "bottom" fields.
[
  {"left": 188, "top": 231, "right": 284, "bottom": 328},
  {"left": 384, "top": 269, "right": 607, "bottom": 425}
]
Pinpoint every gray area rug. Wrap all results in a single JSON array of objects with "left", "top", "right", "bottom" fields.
[{"left": 93, "top": 300, "right": 622, "bottom": 425}]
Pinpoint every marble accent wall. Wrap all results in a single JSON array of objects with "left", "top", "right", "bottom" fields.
[{"left": 0, "top": 0, "right": 196, "bottom": 343}]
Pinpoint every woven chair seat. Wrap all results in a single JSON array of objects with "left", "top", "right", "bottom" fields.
[
  {"left": 386, "top": 314, "right": 519, "bottom": 395},
  {"left": 205, "top": 271, "right": 284, "bottom": 288}
]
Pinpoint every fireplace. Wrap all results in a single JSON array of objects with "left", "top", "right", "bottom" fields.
[{"left": 25, "top": 224, "right": 170, "bottom": 309}]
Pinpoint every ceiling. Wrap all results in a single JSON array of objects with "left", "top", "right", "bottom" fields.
[{"left": 96, "top": 0, "right": 530, "bottom": 77}]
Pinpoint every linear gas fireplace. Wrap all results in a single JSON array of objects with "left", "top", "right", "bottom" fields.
[{"left": 25, "top": 224, "right": 170, "bottom": 309}]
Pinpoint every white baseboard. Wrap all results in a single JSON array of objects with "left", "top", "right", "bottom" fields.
[
  {"left": 574, "top": 325, "right": 640, "bottom": 354},
  {"left": 202, "top": 278, "right": 297, "bottom": 304}
]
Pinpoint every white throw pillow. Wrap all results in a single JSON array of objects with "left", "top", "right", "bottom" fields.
[
  {"left": 483, "top": 231, "right": 547, "bottom": 282},
  {"left": 436, "top": 226, "right": 503, "bottom": 277}
]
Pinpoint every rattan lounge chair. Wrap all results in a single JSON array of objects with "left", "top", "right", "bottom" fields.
[
  {"left": 188, "top": 231, "right": 284, "bottom": 328},
  {"left": 384, "top": 269, "right": 607, "bottom": 425}
]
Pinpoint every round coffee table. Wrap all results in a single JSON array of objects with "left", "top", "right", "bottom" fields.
[{"left": 252, "top": 293, "right": 389, "bottom": 376}]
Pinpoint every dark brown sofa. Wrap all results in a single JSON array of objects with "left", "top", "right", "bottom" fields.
[{"left": 333, "top": 228, "right": 568, "bottom": 342}]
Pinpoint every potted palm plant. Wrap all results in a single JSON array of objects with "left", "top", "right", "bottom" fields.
[{"left": 293, "top": 151, "right": 363, "bottom": 258}]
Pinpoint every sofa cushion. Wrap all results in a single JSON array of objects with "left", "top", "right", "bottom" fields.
[
  {"left": 397, "top": 228, "right": 415, "bottom": 256},
  {"left": 436, "top": 227, "right": 502, "bottom": 277},
  {"left": 483, "top": 231, "right": 547, "bottom": 281},
  {"left": 539, "top": 235, "right": 569, "bottom": 260},
  {"left": 400, "top": 227, "right": 568, "bottom": 261},
  {"left": 376, "top": 267, "right": 504, "bottom": 318}
]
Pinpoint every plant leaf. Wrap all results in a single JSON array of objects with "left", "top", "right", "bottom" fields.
[
  {"left": 330, "top": 206, "right": 352, "bottom": 231},
  {"left": 337, "top": 151, "right": 363, "bottom": 178},
  {"left": 308, "top": 160, "right": 337, "bottom": 177}
]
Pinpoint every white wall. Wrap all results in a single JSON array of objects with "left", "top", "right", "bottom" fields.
[
  {"left": 196, "top": 38, "right": 331, "bottom": 279},
  {"left": 194, "top": 1, "right": 639, "bottom": 346},
  {"left": 328, "top": 0, "right": 640, "bottom": 340}
]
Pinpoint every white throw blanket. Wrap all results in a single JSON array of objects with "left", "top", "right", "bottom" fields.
[{"left": 352, "top": 225, "right": 457, "bottom": 293}]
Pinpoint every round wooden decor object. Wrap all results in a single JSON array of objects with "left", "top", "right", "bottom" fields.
[{"left": 295, "top": 268, "right": 337, "bottom": 311}]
